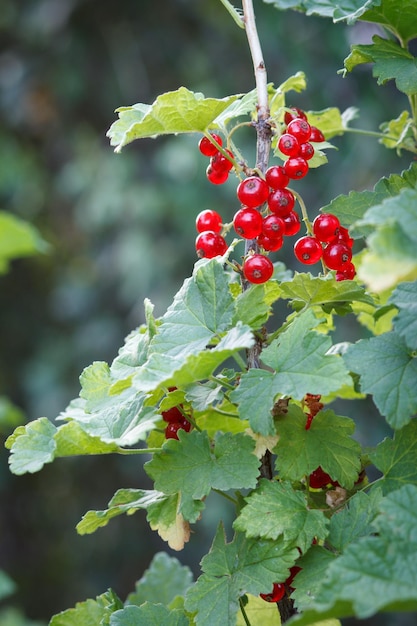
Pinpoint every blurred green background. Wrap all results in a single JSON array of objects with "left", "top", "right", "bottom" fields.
[{"left": 0, "top": 0, "right": 413, "bottom": 623}]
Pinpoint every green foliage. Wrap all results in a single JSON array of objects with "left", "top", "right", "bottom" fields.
[{"left": 0, "top": 211, "right": 47, "bottom": 273}]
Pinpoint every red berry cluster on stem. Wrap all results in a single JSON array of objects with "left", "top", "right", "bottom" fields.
[{"left": 161, "top": 388, "right": 192, "bottom": 440}]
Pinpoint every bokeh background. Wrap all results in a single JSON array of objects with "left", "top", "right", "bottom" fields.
[{"left": 0, "top": 0, "right": 413, "bottom": 623}]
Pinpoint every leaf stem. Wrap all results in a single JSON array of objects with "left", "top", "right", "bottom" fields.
[
  {"left": 233, "top": 351, "right": 248, "bottom": 371},
  {"left": 209, "top": 375, "right": 236, "bottom": 391},
  {"left": 218, "top": 0, "right": 245, "bottom": 28},
  {"left": 239, "top": 597, "right": 253, "bottom": 626},
  {"left": 213, "top": 488, "right": 239, "bottom": 505},
  {"left": 118, "top": 447, "right": 162, "bottom": 455}
]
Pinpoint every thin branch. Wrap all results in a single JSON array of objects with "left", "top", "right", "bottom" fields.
[{"left": 242, "top": 0, "right": 269, "bottom": 121}]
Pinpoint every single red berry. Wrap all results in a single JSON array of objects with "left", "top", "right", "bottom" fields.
[
  {"left": 323, "top": 241, "right": 352, "bottom": 270},
  {"left": 195, "top": 231, "right": 227, "bottom": 258},
  {"left": 284, "top": 107, "right": 307, "bottom": 125},
  {"left": 265, "top": 165, "right": 290, "bottom": 190},
  {"left": 211, "top": 149, "right": 234, "bottom": 173},
  {"left": 162, "top": 406, "right": 183, "bottom": 423},
  {"left": 305, "top": 413, "right": 314, "bottom": 430},
  {"left": 233, "top": 207, "right": 263, "bottom": 239},
  {"left": 278, "top": 133, "right": 300, "bottom": 157},
  {"left": 165, "top": 422, "right": 182, "bottom": 440},
  {"left": 337, "top": 226, "right": 354, "bottom": 248},
  {"left": 257, "top": 233, "right": 284, "bottom": 252},
  {"left": 198, "top": 133, "right": 222, "bottom": 157},
  {"left": 313, "top": 213, "right": 341, "bottom": 243},
  {"left": 260, "top": 583, "right": 286, "bottom": 603},
  {"left": 287, "top": 118, "right": 312, "bottom": 142},
  {"left": 262, "top": 214, "right": 285, "bottom": 239},
  {"left": 309, "top": 467, "right": 333, "bottom": 489},
  {"left": 336, "top": 261, "right": 356, "bottom": 281},
  {"left": 298, "top": 142, "right": 314, "bottom": 160},
  {"left": 206, "top": 164, "right": 228, "bottom": 185},
  {"left": 309, "top": 126, "right": 325, "bottom": 142},
  {"left": 281, "top": 210, "right": 301, "bottom": 236},
  {"left": 294, "top": 236, "right": 322, "bottom": 265},
  {"left": 268, "top": 188, "right": 295, "bottom": 216},
  {"left": 179, "top": 416, "right": 192, "bottom": 432},
  {"left": 237, "top": 176, "right": 269, "bottom": 208},
  {"left": 284, "top": 157, "right": 309, "bottom": 179},
  {"left": 243, "top": 254, "right": 274, "bottom": 284},
  {"left": 196, "top": 209, "right": 222, "bottom": 234}
]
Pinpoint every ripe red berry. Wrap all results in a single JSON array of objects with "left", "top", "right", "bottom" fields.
[
  {"left": 268, "top": 188, "right": 295, "bottom": 216},
  {"left": 257, "top": 233, "right": 283, "bottom": 252},
  {"left": 165, "top": 419, "right": 191, "bottom": 440},
  {"left": 313, "top": 213, "right": 341, "bottom": 243},
  {"left": 281, "top": 210, "right": 301, "bottom": 236},
  {"left": 309, "top": 126, "right": 325, "bottom": 142},
  {"left": 309, "top": 466, "right": 333, "bottom": 489},
  {"left": 162, "top": 406, "right": 183, "bottom": 423},
  {"left": 233, "top": 207, "right": 263, "bottom": 239},
  {"left": 243, "top": 254, "right": 274, "bottom": 284},
  {"left": 198, "top": 133, "right": 222, "bottom": 157},
  {"left": 287, "top": 118, "right": 311, "bottom": 142},
  {"left": 337, "top": 226, "right": 354, "bottom": 248},
  {"left": 262, "top": 214, "right": 285, "bottom": 239},
  {"left": 260, "top": 583, "right": 286, "bottom": 603},
  {"left": 237, "top": 176, "right": 269, "bottom": 208},
  {"left": 284, "top": 157, "right": 309, "bottom": 179},
  {"left": 294, "top": 236, "right": 322, "bottom": 265},
  {"left": 211, "top": 149, "right": 234, "bottom": 173},
  {"left": 278, "top": 133, "right": 300, "bottom": 157},
  {"left": 284, "top": 107, "right": 307, "bottom": 126},
  {"left": 336, "top": 261, "right": 356, "bottom": 281},
  {"left": 195, "top": 231, "right": 227, "bottom": 258},
  {"left": 298, "top": 142, "right": 314, "bottom": 160},
  {"left": 265, "top": 165, "right": 289, "bottom": 190},
  {"left": 196, "top": 209, "right": 222, "bottom": 234},
  {"left": 206, "top": 164, "right": 228, "bottom": 185},
  {"left": 286, "top": 566, "right": 302, "bottom": 591},
  {"left": 322, "top": 241, "right": 352, "bottom": 270}
]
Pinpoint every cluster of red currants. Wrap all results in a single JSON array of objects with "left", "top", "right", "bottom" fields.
[
  {"left": 260, "top": 566, "right": 302, "bottom": 603},
  {"left": 161, "top": 389, "right": 192, "bottom": 440},
  {"left": 198, "top": 132, "right": 235, "bottom": 185}
]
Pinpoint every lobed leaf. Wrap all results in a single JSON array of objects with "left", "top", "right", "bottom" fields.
[
  {"left": 0, "top": 211, "right": 48, "bottom": 273},
  {"left": 389, "top": 280, "right": 417, "bottom": 349},
  {"left": 50, "top": 589, "right": 123, "bottom": 626},
  {"left": 109, "top": 604, "right": 189, "bottom": 626},
  {"left": 370, "top": 419, "right": 417, "bottom": 494},
  {"left": 262, "top": 0, "right": 381, "bottom": 24}
]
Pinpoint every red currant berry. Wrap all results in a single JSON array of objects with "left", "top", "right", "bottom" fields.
[
  {"left": 233, "top": 207, "right": 263, "bottom": 239},
  {"left": 198, "top": 133, "right": 222, "bottom": 157},
  {"left": 162, "top": 406, "right": 183, "bottom": 423},
  {"left": 284, "top": 157, "right": 309, "bottom": 179},
  {"left": 260, "top": 583, "right": 286, "bottom": 603},
  {"left": 287, "top": 118, "right": 311, "bottom": 142},
  {"left": 281, "top": 211, "right": 301, "bottom": 236},
  {"left": 237, "top": 176, "right": 269, "bottom": 208},
  {"left": 284, "top": 107, "right": 307, "bottom": 125},
  {"left": 262, "top": 214, "right": 285, "bottom": 239},
  {"left": 322, "top": 241, "right": 352, "bottom": 270},
  {"left": 257, "top": 233, "right": 283, "bottom": 252},
  {"left": 268, "top": 188, "right": 295, "bottom": 216},
  {"left": 265, "top": 165, "right": 290, "bottom": 190},
  {"left": 243, "top": 254, "right": 274, "bottom": 284},
  {"left": 336, "top": 261, "right": 356, "bottom": 281},
  {"left": 179, "top": 416, "right": 191, "bottom": 432},
  {"left": 196, "top": 209, "right": 222, "bottom": 234},
  {"left": 278, "top": 133, "right": 300, "bottom": 157},
  {"left": 286, "top": 566, "right": 302, "bottom": 591},
  {"left": 313, "top": 213, "right": 341, "bottom": 243},
  {"left": 309, "top": 467, "right": 333, "bottom": 489},
  {"left": 309, "top": 126, "right": 325, "bottom": 142},
  {"left": 195, "top": 231, "right": 227, "bottom": 258},
  {"left": 298, "top": 142, "right": 314, "bottom": 160},
  {"left": 206, "top": 164, "right": 228, "bottom": 185},
  {"left": 337, "top": 226, "right": 354, "bottom": 248},
  {"left": 165, "top": 422, "right": 182, "bottom": 440},
  {"left": 211, "top": 149, "right": 234, "bottom": 173},
  {"left": 294, "top": 236, "right": 322, "bottom": 265}
]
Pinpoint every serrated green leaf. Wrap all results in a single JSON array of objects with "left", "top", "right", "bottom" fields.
[
  {"left": 279, "top": 273, "right": 374, "bottom": 310},
  {"left": 287, "top": 485, "right": 417, "bottom": 624},
  {"left": 362, "top": 0, "right": 417, "bottom": 44},
  {"left": 185, "top": 525, "right": 299, "bottom": 626},
  {"left": 304, "top": 107, "right": 358, "bottom": 139},
  {"left": 50, "top": 590, "right": 122, "bottom": 626},
  {"left": 6, "top": 417, "right": 57, "bottom": 475},
  {"left": 389, "top": 280, "right": 417, "bottom": 349},
  {"left": 111, "top": 324, "right": 152, "bottom": 379},
  {"left": 290, "top": 546, "right": 336, "bottom": 612},
  {"left": 263, "top": 0, "right": 381, "bottom": 23},
  {"left": 234, "top": 283, "right": 279, "bottom": 329},
  {"left": 269, "top": 72, "right": 307, "bottom": 119},
  {"left": 379, "top": 110, "right": 415, "bottom": 152},
  {"left": 274, "top": 405, "right": 361, "bottom": 488},
  {"left": 145, "top": 430, "right": 259, "bottom": 522},
  {"left": 126, "top": 552, "right": 193, "bottom": 608},
  {"left": 146, "top": 492, "right": 191, "bottom": 551},
  {"left": 344, "top": 36, "right": 417, "bottom": 95},
  {"left": 370, "top": 420, "right": 417, "bottom": 494},
  {"left": 0, "top": 211, "right": 48, "bottom": 273},
  {"left": 234, "top": 479, "right": 329, "bottom": 552},
  {"left": 107, "top": 87, "right": 240, "bottom": 151},
  {"left": 326, "top": 489, "right": 383, "bottom": 552},
  {"left": 110, "top": 603, "right": 189, "bottom": 626},
  {"left": 344, "top": 331, "right": 417, "bottom": 429}
]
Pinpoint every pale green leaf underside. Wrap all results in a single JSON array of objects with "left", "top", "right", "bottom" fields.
[{"left": 262, "top": 0, "right": 381, "bottom": 24}]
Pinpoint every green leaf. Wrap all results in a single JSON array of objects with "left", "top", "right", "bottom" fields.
[
  {"left": 370, "top": 420, "right": 417, "bottom": 494},
  {"left": 6, "top": 418, "right": 57, "bottom": 475},
  {"left": 287, "top": 485, "right": 417, "bottom": 624},
  {"left": 126, "top": 552, "right": 193, "bottom": 608},
  {"left": 389, "top": 280, "right": 417, "bottom": 349},
  {"left": 344, "top": 36, "right": 417, "bottom": 95},
  {"left": 236, "top": 593, "right": 282, "bottom": 626},
  {"left": 344, "top": 331, "right": 417, "bottom": 429},
  {"left": 234, "top": 479, "right": 329, "bottom": 552},
  {"left": 278, "top": 273, "right": 374, "bottom": 310},
  {"left": 50, "top": 590, "right": 122, "bottom": 626},
  {"left": 304, "top": 107, "right": 358, "bottom": 139},
  {"left": 362, "top": 0, "right": 417, "bottom": 44},
  {"left": 145, "top": 430, "right": 259, "bottom": 522},
  {"left": 110, "top": 604, "right": 189, "bottom": 626},
  {"left": 262, "top": 0, "right": 381, "bottom": 23},
  {"left": 379, "top": 110, "right": 415, "bottom": 152},
  {"left": 290, "top": 546, "right": 336, "bottom": 612},
  {"left": 107, "top": 87, "right": 240, "bottom": 151},
  {"left": 185, "top": 525, "right": 299, "bottom": 626},
  {"left": 231, "top": 311, "right": 351, "bottom": 435},
  {"left": 146, "top": 493, "right": 191, "bottom": 551},
  {"left": 274, "top": 405, "right": 362, "bottom": 489},
  {"left": 0, "top": 211, "right": 47, "bottom": 273},
  {"left": 326, "top": 489, "right": 383, "bottom": 552},
  {"left": 0, "top": 396, "right": 25, "bottom": 434}
]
